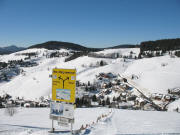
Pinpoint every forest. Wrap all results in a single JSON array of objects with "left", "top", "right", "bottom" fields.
[{"left": 140, "top": 38, "right": 180, "bottom": 52}]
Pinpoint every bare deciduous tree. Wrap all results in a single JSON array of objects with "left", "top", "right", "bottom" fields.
[{"left": 5, "top": 104, "right": 17, "bottom": 116}]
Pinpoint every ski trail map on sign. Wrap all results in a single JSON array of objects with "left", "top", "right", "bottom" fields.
[{"left": 52, "top": 68, "right": 76, "bottom": 103}]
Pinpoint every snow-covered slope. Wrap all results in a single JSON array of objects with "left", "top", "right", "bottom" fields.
[
  {"left": 0, "top": 48, "right": 136, "bottom": 99},
  {"left": 0, "top": 48, "right": 46, "bottom": 62},
  {"left": 0, "top": 48, "right": 71, "bottom": 62},
  {"left": 96, "top": 48, "right": 139, "bottom": 57},
  {"left": 123, "top": 55, "right": 180, "bottom": 94},
  {"left": 0, "top": 48, "right": 180, "bottom": 100},
  {"left": 0, "top": 56, "right": 131, "bottom": 99}
]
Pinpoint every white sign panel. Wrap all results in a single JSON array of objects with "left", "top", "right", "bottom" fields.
[
  {"left": 50, "top": 102, "right": 74, "bottom": 119},
  {"left": 58, "top": 121, "right": 69, "bottom": 127}
]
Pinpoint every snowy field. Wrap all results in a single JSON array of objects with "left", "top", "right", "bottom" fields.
[
  {"left": 0, "top": 107, "right": 109, "bottom": 135},
  {"left": 123, "top": 55, "right": 180, "bottom": 94},
  {"left": 0, "top": 108, "right": 180, "bottom": 135},
  {"left": 89, "top": 109, "right": 180, "bottom": 135}
]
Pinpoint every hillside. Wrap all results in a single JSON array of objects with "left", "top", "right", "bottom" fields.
[
  {"left": 28, "top": 41, "right": 139, "bottom": 51},
  {"left": 0, "top": 47, "right": 180, "bottom": 98},
  {"left": 140, "top": 38, "right": 180, "bottom": 52},
  {"left": 28, "top": 41, "right": 101, "bottom": 52},
  {"left": 0, "top": 47, "right": 180, "bottom": 112},
  {"left": 0, "top": 48, "right": 139, "bottom": 99},
  {"left": 123, "top": 55, "right": 180, "bottom": 94}
]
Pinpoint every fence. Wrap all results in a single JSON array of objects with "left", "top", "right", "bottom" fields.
[{"left": 74, "top": 109, "right": 113, "bottom": 134}]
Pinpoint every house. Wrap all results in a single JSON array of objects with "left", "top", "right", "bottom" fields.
[
  {"left": 119, "top": 84, "right": 128, "bottom": 91},
  {"left": 123, "top": 78, "right": 127, "bottom": 83},
  {"left": 111, "top": 80, "right": 117, "bottom": 85},
  {"left": 91, "top": 101, "right": 99, "bottom": 107},
  {"left": 15, "top": 99, "right": 25, "bottom": 107},
  {"left": 104, "top": 89, "right": 112, "bottom": 95},
  {"left": 39, "top": 102, "right": 49, "bottom": 107},
  {"left": 170, "top": 95, "right": 179, "bottom": 101},
  {"left": 127, "top": 95, "right": 137, "bottom": 101},
  {"left": 168, "top": 88, "right": 180, "bottom": 95},
  {"left": 134, "top": 97, "right": 147, "bottom": 108},
  {"left": 106, "top": 73, "right": 115, "bottom": 78},
  {"left": 118, "top": 102, "right": 134, "bottom": 109},
  {"left": 0, "top": 96, "right": 6, "bottom": 108},
  {"left": 163, "top": 95, "right": 171, "bottom": 101},
  {"left": 120, "top": 92, "right": 127, "bottom": 102},
  {"left": 151, "top": 93, "right": 163, "bottom": 100}
]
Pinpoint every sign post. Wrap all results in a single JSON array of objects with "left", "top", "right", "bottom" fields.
[
  {"left": 51, "top": 119, "right": 54, "bottom": 133},
  {"left": 49, "top": 68, "right": 76, "bottom": 133}
]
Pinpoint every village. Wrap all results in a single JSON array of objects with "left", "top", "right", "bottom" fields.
[
  {"left": 1, "top": 71, "right": 180, "bottom": 113},
  {"left": 75, "top": 72, "right": 180, "bottom": 111},
  {"left": 0, "top": 60, "right": 38, "bottom": 82}
]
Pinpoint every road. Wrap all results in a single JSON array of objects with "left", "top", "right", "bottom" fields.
[{"left": 120, "top": 75, "right": 163, "bottom": 111}]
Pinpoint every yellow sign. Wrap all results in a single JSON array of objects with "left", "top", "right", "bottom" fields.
[{"left": 52, "top": 68, "right": 76, "bottom": 103}]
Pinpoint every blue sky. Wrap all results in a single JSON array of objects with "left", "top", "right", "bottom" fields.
[{"left": 0, "top": 0, "right": 180, "bottom": 48}]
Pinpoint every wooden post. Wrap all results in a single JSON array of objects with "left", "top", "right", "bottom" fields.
[
  {"left": 71, "top": 122, "right": 73, "bottom": 135},
  {"left": 51, "top": 119, "right": 54, "bottom": 133}
]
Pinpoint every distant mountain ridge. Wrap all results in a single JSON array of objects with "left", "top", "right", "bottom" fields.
[
  {"left": 28, "top": 41, "right": 101, "bottom": 52},
  {"left": 106, "top": 44, "right": 138, "bottom": 49},
  {"left": 0, "top": 45, "right": 25, "bottom": 55},
  {"left": 28, "top": 41, "right": 138, "bottom": 51},
  {"left": 2, "top": 38, "right": 179, "bottom": 54}
]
